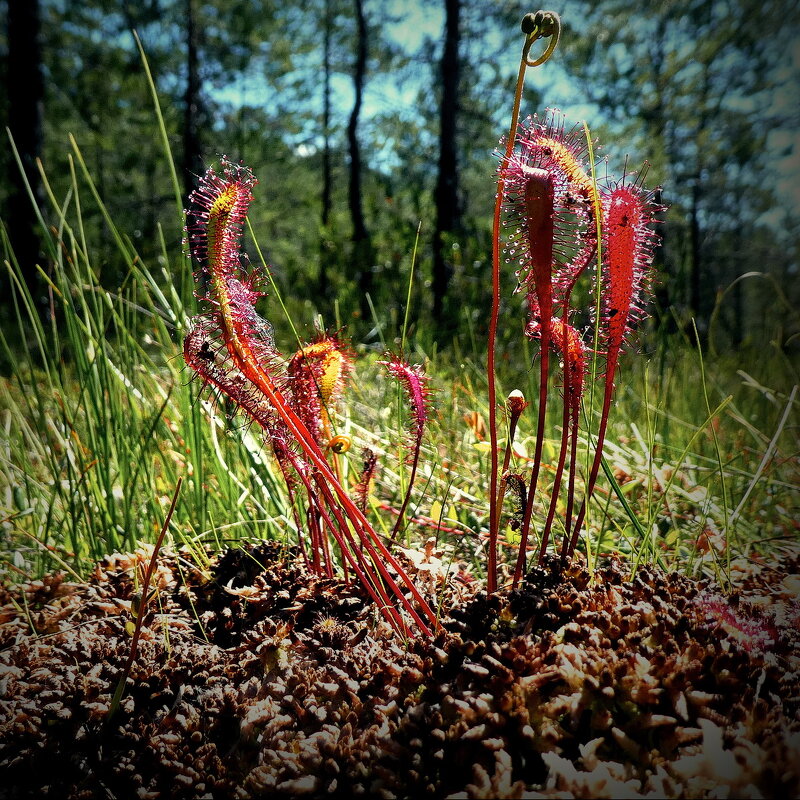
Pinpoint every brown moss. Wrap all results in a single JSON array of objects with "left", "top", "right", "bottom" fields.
[{"left": 1, "top": 544, "right": 799, "bottom": 798}]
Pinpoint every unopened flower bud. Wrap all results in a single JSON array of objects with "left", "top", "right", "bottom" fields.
[{"left": 506, "top": 390, "right": 528, "bottom": 419}]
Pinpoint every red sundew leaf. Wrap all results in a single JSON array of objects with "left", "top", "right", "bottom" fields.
[
  {"left": 183, "top": 316, "right": 289, "bottom": 448},
  {"left": 696, "top": 592, "right": 778, "bottom": 653},
  {"left": 513, "top": 110, "right": 596, "bottom": 201},
  {"left": 601, "top": 182, "right": 661, "bottom": 359},
  {"left": 186, "top": 157, "right": 257, "bottom": 301},
  {"left": 379, "top": 355, "right": 432, "bottom": 441},
  {"left": 287, "top": 333, "right": 354, "bottom": 446},
  {"left": 529, "top": 314, "right": 587, "bottom": 404},
  {"left": 184, "top": 158, "right": 288, "bottom": 416},
  {"left": 380, "top": 355, "right": 433, "bottom": 542},
  {"left": 523, "top": 168, "right": 555, "bottom": 319},
  {"left": 500, "top": 110, "right": 597, "bottom": 307},
  {"left": 562, "top": 180, "right": 662, "bottom": 564}
]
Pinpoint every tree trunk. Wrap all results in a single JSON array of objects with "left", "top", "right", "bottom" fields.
[
  {"left": 687, "top": 176, "right": 706, "bottom": 347},
  {"left": 6, "top": 0, "right": 44, "bottom": 305},
  {"left": 347, "top": 0, "right": 373, "bottom": 320},
  {"left": 644, "top": 15, "right": 677, "bottom": 333},
  {"left": 432, "top": 0, "right": 461, "bottom": 324},
  {"left": 182, "top": 0, "right": 203, "bottom": 201},
  {"left": 319, "top": 0, "right": 333, "bottom": 298}
]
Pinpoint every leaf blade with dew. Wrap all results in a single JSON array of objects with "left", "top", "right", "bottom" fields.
[
  {"left": 287, "top": 333, "right": 354, "bottom": 448},
  {"left": 379, "top": 354, "right": 433, "bottom": 542},
  {"left": 564, "top": 173, "right": 663, "bottom": 563}
]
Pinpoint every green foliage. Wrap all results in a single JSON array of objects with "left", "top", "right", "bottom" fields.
[
  {"left": 0, "top": 142, "right": 295, "bottom": 581},
  {"left": 558, "top": 0, "right": 800, "bottom": 340},
  {"left": 1, "top": 145, "right": 796, "bottom": 585},
  {"left": 4, "top": 1, "right": 798, "bottom": 347},
  {"left": 0, "top": 2, "right": 797, "bottom": 589}
]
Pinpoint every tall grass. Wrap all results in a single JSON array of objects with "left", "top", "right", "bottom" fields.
[{"left": 0, "top": 135, "right": 297, "bottom": 583}]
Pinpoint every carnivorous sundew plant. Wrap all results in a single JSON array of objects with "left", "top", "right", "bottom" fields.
[
  {"left": 182, "top": 11, "right": 661, "bottom": 634},
  {"left": 183, "top": 159, "right": 438, "bottom": 638},
  {"left": 486, "top": 11, "right": 662, "bottom": 592}
]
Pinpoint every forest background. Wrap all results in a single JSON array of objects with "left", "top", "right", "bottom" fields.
[{"left": 2, "top": 0, "right": 799, "bottom": 357}]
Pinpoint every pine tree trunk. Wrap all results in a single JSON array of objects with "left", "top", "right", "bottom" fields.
[
  {"left": 432, "top": 0, "right": 461, "bottom": 324},
  {"left": 347, "top": 0, "right": 373, "bottom": 320},
  {"left": 319, "top": 0, "right": 333, "bottom": 298},
  {"left": 182, "top": 0, "right": 203, "bottom": 201},
  {"left": 6, "top": 0, "right": 44, "bottom": 306}
]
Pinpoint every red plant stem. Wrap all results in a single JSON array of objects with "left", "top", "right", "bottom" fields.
[
  {"left": 317, "top": 474, "right": 434, "bottom": 638},
  {"left": 535, "top": 251, "right": 591, "bottom": 563},
  {"left": 538, "top": 339, "right": 570, "bottom": 563},
  {"left": 390, "top": 438, "right": 422, "bottom": 541},
  {"left": 302, "top": 488, "right": 322, "bottom": 574},
  {"left": 564, "top": 398, "right": 580, "bottom": 540},
  {"left": 310, "top": 479, "right": 407, "bottom": 633},
  {"left": 306, "top": 460, "right": 437, "bottom": 635},
  {"left": 282, "top": 454, "right": 325, "bottom": 577},
  {"left": 487, "top": 38, "right": 533, "bottom": 594},
  {"left": 286, "top": 455, "right": 413, "bottom": 634},
  {"left": 225, "top": 331, "right": 438, "bottom": 633},
  {"left": 487, "top": 197, "right": 502, "bottom": 593},
  {"left": 318, "top": 470, "right": 438, "bottom": 632},
  {"left": 513, "top": 341, "right": 548, "bottom": 586},
  {"left": 313, "top": 500, "right": 334, "bottom": 578},
  {"left": 285, "top": 481, "right": 311, "bottom": 571},
  {"left": 561, "top": 357, "right": 617, "bottom": 563}
]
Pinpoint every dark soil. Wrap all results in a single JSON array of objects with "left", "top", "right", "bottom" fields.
[{"left": 1, "top": 542, "right": 799, "bottom": 799}]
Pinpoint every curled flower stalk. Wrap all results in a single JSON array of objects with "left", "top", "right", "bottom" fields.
[{"left": 487, "top": 11, "right": 562, "bottom": 593}]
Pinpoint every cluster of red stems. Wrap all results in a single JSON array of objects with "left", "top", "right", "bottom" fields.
[
  {"left": 182, "top": 12, "right": 661, "bottom": 638},
  {"left": 485, "top": 111, "right": 660, "bottom": 595},
  {"left": 183, "top": 159, "right": 437, "bottom": 638}
]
